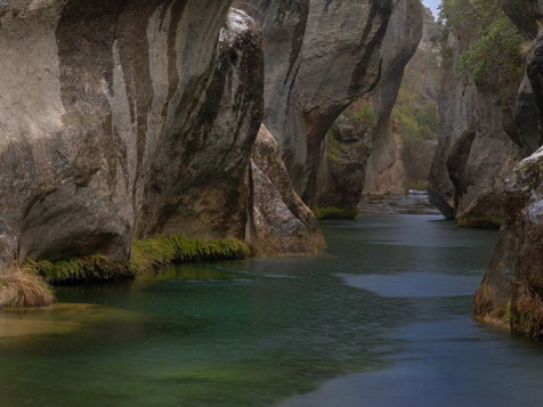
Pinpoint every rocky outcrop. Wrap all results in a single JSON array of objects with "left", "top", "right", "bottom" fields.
[
  {"left": 473, "top": 2, "right": 543, "bottom": 337},
  {"left": 365, "top": 6, "right": 440, "bottom": 196},
  {"left": 316, "top": 0, "right": 423, "bottom": 207},
  {"left": 429, "top": 32, "right": 522, "bottom": 225},
  {"left": 317, "top": 113, "right": 374, "bottom": 209},
  {"left": 237, "top": 0, "right": 394, "bottom": 206},
  {"left": 0, "top": 1, "right": 263, "bottom": 272},
  {"left": 247, "top": 125, "right": 325, "bottom": 256},
  {"left": 474, "top": 148, "right": 543, "bottom": 336}
]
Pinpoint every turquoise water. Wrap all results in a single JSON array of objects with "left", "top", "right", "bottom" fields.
[{"left": 0, "top": 215, "right": 542, "bottom": 406}]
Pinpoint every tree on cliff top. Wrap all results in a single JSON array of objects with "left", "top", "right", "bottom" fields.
[{"left": 440, "top": 0, "right": 524, "bottom": 85}]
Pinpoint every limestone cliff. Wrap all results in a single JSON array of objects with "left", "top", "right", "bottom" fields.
[
  {"left": 429, "top": 30, "right": 522, "bottom": 226},
  {"left": 474, "top": 2, "right": 543, "bottom": 337},
  {"left": 316, "top": 0, "right": 424, "bottom": 207},
  {"left": 237, "top": 0, "right": 394, "bottom": 208},
  {"left": 0, "top": 1, "right": 263, "bottom": 272}
]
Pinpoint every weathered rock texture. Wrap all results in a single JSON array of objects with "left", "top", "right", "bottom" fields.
[
  {"left": 317, "top": 0, "right": 423, "bottom": 207},
  {"left": 429, "top": 33, "right": 522, "bottom": 225},
  {"left": 237, "top": 0, "right": 394, "bottom": 206},
  {"left": 474, "top": 1, "right": 543, "bottom": 337},
  {"left": 247, "top": 125, "right": 325, "bottom": 256},
  {"left": 317, "top": 111, "right": 374, "bottom": 209},
  {"left": 363, "top": 124, "right": 407, "bottom": 195},
  {"left": 0, "top": 1, "right": 264, "bottom": 271}
]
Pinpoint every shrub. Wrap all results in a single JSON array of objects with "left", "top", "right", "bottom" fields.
[{"left": 440, "top": 0, "right": 523, "bottom": 85}]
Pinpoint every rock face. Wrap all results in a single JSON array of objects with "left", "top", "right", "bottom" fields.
[
  {"left": 363, "top": 125, "right": 407, "bottom": 195},
  {"left": 237, "top": 0, "right": 394, "bottom": 206},
  {"left": 428, "top": 33, "right": 522, "bottom": 225},
  {"left": 319, "top": 0, "right": 423, "bottom": 204},
  {"left": 247, "top": 125, "right": 325, "bottom": 256},
  {"left": 474, "top": 2, "right": 543, "bottom": 337},
  {"left": 474, "top": 148, "right": 543, "bottom": 335},
  {"left": 365, "top": 7, "right": 440, "bottom": 196},
  {"left": 0, "top": 1, "right": 263, "bottom": 271},
  {"left": 317, "top": 113, "right": 374, "bottom": 209}
]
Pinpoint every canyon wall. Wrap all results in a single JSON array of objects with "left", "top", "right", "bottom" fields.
[
  {"left": 474, "top": 1, "right": 543, "bottom": 337},
  {"left": 314, "top": 0, "right": 424, "bottom": 209},
  {"left": 0, "top": 0, "right": 264, "bottom": 272},
  {"left": 1, "top": 0, "right": 421, "bottom": 274},
  {"left": 238, "top": 0, "right": 395, "bottom": 209},
  {"left": 428, "top": 10, "right": 524, "bottom": 226},
  {"left": 364, "top": 6, "right": 439, "bottom": 196}
]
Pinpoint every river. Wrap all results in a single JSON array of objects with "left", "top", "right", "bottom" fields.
[{"left": 1, "top": 214, "right": 542, "bottom": 406}]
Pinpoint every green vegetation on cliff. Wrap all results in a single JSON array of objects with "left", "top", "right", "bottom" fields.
[
  {"left": 392, "top": 44, "right": 440, "bottom": 189},
  {"left": 440, "top": 0, "right": 524, "bottom": 84},
  {"left": 24, "top": 236, "right": 250, "bottom": 286}
]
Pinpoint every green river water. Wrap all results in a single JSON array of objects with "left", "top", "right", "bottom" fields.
[{"left": 1, "top": 215, "right": 543, "bottom": 407}]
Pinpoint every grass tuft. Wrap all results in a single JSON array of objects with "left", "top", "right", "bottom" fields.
[
  {"left": 313, "top": 207, "right": 359, "bottom": 220},
  {"left": 0, "top": 268, "right": 55, "bottom": 309}
]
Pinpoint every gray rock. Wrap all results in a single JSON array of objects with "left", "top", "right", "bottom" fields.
[
  {"left": 317, "top": 0, "right": 424, "bottom": 205},
  {"left": 247, "top": 125, "right": 325, "bottom": 256},
  {"left": 237, "top": 0, "right": 394, "bottom": 205},
  {"left": 474, "top": 147, "right": 543, "bottom": 336},
  {"left": 0, "top": 2, "right": 264, "bottom": 271},
  {"left": 429, "top": 32, "right": 522, "bottom": 225}
]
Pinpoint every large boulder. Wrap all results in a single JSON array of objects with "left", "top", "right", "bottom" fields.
[
  {"left": 474, "top": 147, "right": 543, "bottom": 336},
  {"left": 247, "top": 125, "right": 325, "bottom": 256}
]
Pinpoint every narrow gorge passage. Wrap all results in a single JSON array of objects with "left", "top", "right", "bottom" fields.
[
  {"left": 4, "top": 0, "right": 543, "bottom": 405},
  {"left": 2, "top": 211, "right": 541, "bottom": 406}
]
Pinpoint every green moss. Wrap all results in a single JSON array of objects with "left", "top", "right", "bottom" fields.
[
  {"left": 456, "top": 216, "right": 502, "bottom": 229},
  {"left": 130, "top": 235, "right": 250, "bottom": 275},
  {"left": 25, "top": 236, "right": 250, "bottom": 285},
  {"left": 26, "top": 255, "right": 132, "bottom": 285},
  {"left": 313, "top": 207, "right": 359, "bottom": 220}
]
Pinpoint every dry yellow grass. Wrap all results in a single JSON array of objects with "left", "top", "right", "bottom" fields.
[{"left": 0, "top": 268, "right": 55, "bottom": 309}]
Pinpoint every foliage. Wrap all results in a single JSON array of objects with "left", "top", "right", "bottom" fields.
[
  {"left": 392, "top": 48, "right": 440, "bottom": 142},
  {"left": 440, "top": 0, "right": 524, "bottom": 85},
  {"left": 25, "top": 236, "right": 250, "bottom": 285},
  {"left": 313, "top": 207, "right": 359, "bottom": 220},
  {"left": 345, "top": 105, "right": 375, "bottom": 126},
  {"left": 26, "top": 256, "right": 132, "bottom": 285},
  {"left": 130, "top": 235, "right": 250, "bottom": 275}
]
